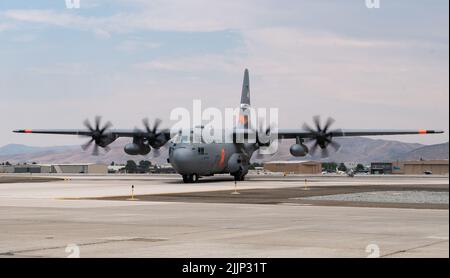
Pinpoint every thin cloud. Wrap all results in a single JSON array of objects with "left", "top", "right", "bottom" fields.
[
  {"left": 115, "top": 39, "right": 161, "bottom": 53},
  {"left": 0, "top": 22, "right": 15, "bottom": 32}
]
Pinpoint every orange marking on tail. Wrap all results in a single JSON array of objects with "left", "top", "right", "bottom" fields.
[
  {"left": 239, "top": 114, "right": 247, "bottom": 125},
  {"left": 418, "top": 129, "right": 427, "bottom": 134},
  {"left": 24, "top": 129, "right": 33, "bottom": 133}
]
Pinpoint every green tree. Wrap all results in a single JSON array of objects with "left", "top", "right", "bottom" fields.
[
  {"left": 139, "top": 160, "right": 152, "bottom": 173},
  {"left": 355, "top": 164, "right": 365, "bottom": 172},
  {"left": 338, "top": 163, "right": 347, "bottom": 172},
  {"left": 125, "top": 160, "right": 137, "bottom": 174},
  {"left": 322, "top": 162, "right": 337, "bottom": 172}
]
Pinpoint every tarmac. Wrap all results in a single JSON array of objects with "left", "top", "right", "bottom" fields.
[{"left": 0, "top": 174, "right": 448, "bottom": 258}]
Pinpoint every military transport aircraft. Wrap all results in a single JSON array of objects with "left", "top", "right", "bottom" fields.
[{"left": 14, "top": 69, "right": 443, "bottom": 183}]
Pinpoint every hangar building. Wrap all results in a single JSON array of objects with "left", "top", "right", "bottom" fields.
[
  {"left": 0, "top": 164, "right": 108, "bottom": 174},
  {"left": 371, "top": 160, "right": 448, "bottom": 175},
  {"left": 392, "top": 160, "right": 448, "bottom": 175},
  {"left": 264, "top": 161, "right": 322, "bottom": 174}
]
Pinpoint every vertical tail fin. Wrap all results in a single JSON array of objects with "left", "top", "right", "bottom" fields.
[
  {"left": 238, "top": 69, "right": 250, "bottom": 129},
  {"left": 240, "top": 69, "right": 250, "bottom": 106}
]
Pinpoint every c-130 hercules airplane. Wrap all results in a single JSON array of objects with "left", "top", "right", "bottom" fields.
[{"left": 14, "top": 69, "right": 443, "bottom": 183}]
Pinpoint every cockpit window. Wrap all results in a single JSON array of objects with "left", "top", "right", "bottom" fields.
[
  {"left": 172, "top": 130, "right": 207, "bottom": 144},
  {"left": 172, "top": 134, "right": 192, "bottom": 144}
]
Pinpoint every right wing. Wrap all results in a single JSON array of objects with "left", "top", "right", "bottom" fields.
[
  {"left": 276, "top": 128, "right": 444, "bottom": 139},
  {"left": 13, "top": 128, "right": 171, "bottom": 138}
]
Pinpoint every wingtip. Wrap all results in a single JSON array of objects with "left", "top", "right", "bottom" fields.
[
  {"left": 13, "top": 129, "right": 32, "bottom": 133},
  {"left": 426, "top": 130, "right": 444, "bottom": 134}
]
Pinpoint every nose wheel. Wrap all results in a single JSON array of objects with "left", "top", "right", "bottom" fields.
[
  {"left": 233, "top": 174, "right": 246, "bottom": 181},
  {"left": 182, "top": 174, "right": 199, "bottom": 183},
  {"left": 232, "top": 170, "right": 246, "bottom": 182}
]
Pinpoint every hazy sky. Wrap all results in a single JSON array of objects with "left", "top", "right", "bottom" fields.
[{"left": 0, "top": 0, "right": 448, "bottom": 147}]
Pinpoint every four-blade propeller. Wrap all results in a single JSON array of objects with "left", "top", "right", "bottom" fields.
[
  {"left": 81, "top": 116, "right": 113, "bottom": 156},
  {"left": 142, "top": 118, "right": 167, "bottom": 149},
  {"left": 302, "top": 115, "right": 341, "bottom": 158}
]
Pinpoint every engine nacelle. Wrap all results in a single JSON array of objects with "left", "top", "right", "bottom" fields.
[
  {"left": 124, "top": 143, "right": 151, "bottom": 155},
  {"left": 98, "top": 134, "right": 117, "bottom": 148},
  {"left": 290, "top": 144, "right": 309, "bottom": 157}
]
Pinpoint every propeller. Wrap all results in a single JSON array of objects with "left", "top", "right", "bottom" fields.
[
  {"left": 142, "top": 118, "right": 168, "bottom": 148},
  {"left": 302, "top": 115, "right": 341, "bottom": 158},
  {"left": 81, "top": 116, "right": 113, "bottom": 156}
]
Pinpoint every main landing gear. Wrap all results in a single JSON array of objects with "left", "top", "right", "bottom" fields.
[{"left": 182, "top": 173, "right": 199, "bottom": 183}]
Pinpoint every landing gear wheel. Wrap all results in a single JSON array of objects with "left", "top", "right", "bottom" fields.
[
  {"left": 233, "top": 172, "right": 245, "bottom": 182},
  {"left": 182, "top": 174, "right": 199, "bottom": 183},
  {"left": 182, "top": 175, "right": 190, "bottom": 183}
]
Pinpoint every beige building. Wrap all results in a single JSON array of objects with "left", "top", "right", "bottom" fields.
[
  {"left": 49, "top": 164, "right": 108, "bottom": 174},
  {"left": 0, "top": 165, "right": 14, "bottom": 173},
  {"left": 392, "top": 160, "right": 449, "bottom": 175},
  {"left": 0, "top": 164, "right": 108, "bottom": 174},
  {"left": 264, "top": 161, "right": 322, "bottom": 174}
]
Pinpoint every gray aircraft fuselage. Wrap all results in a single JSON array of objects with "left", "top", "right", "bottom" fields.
[
  {"left": 167, "top": 127, "right": 259, "bottom": 181},
  {"left": 170, "top": 143, "right": 234, "bottom": 175}
]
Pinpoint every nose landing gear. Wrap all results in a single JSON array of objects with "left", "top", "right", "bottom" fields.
[{"left": 233, "top": 174, "right": 246, "bottom": 181}]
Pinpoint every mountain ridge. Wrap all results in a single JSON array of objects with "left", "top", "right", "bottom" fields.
[{"left": 0, "top": 138, "right": 447, "bottom": 165}]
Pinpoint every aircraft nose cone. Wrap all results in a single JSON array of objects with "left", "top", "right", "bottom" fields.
[{"left": 170, "top": 148, "right": 194, "bottom": 174}]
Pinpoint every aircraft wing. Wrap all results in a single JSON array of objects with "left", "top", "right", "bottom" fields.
[
  {"left": 277, "top": 128, "right": 444, "bottom": 139},
  {"left": 13, "top": 128, "right": 172, "bottom": 138},
  {"left": 15, "top": 128, "right": 444, "bottom": 139}
]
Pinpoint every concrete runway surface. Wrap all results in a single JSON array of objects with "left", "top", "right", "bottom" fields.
[{"left": 0, "top": 174, "right": 448, "bottom": 258}]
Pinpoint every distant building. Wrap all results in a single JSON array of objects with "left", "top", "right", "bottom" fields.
[
  {"left": 0, "top": 165, "right": 14, "bottom": 173},
  {"left": 370, "top": 162, "right": 393, "bottom": 174},
  {"left": 13, "top": 164, "right": 50, "bottom": 174},
  {"left": 371, "top": 160, "right": 449, "bottom": 175},
  {"left": 264, "top": 161, "right": 322, "bottom": 174},
  {"left": 0, "top": 163, "right": 108, "bottom": 174},
  {"left": 392, "top": 160, "right": 448, "bottom": 175}
]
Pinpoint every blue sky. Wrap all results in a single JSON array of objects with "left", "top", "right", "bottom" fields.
[{"left": 0, "top": 0, "right": 448, "bottom": 146}]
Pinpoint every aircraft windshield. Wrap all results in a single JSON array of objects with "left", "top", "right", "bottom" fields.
[
  {"left": 173, "top": 132, "right": 195, "bottom": 144},
  {"left": 172, "top": 130, "right": 209, "bottom": 144}
]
